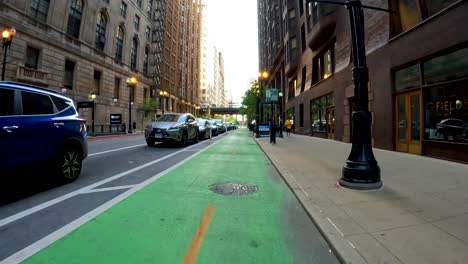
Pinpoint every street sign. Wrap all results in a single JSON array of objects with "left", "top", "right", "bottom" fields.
[
  {"left": 110, "top": 114, "right": 122, "bottom": 124},
  {"left": 265, "top": 88, "right": 279, "bottom": 103}
]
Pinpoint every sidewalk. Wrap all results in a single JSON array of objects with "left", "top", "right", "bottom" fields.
[{"left": 256, "top": 134, "right": 468, "bottom": 264}]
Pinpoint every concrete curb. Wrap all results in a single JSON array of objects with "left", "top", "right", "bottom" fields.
[{"left": 253, "top": 137, "right": 366, "bottom": 264}]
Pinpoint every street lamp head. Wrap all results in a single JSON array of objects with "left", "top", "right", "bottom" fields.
[
  {"left": 2, "top": 30, "right": 10, "bottom": 39},
  {"left": 279, "top": 92, "right": 283, "bottom": 97},
  {"left": 113, "top": 98, "right": 118, "bottom": 102},
  {"left": 127, "top": 77, "right": 138, "bottom": 85},
  {"left": 61, "top": 88, "right": 67, "bottom": 94},
  {"left": 262, "top": 72, "right": 268, "bottom": 78},
  {"left": 90, "top": 94, "right": 97, "bottom": 99}
]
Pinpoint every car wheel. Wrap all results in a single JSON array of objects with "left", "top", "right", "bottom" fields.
[
  {"left": 56, "top": 146, "right": 82, "bottom": 183},
  {"left": 146, "top": 139, "right": 155, "bottom": 147},
  {"left": 181, "top": 132, "right": 188, "bottom": 147}
]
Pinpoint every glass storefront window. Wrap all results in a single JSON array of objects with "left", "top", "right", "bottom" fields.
[
  {"left": 423, "top": 47, "right": 468, "bottom": 85},
  {"left": 310, "top": 94, "right": 333, "bottom": 132},
  {"left": 424, "top": 80, "right": 468, "bottom": 143},
  {"left": 394, "top": 63, "right": 421, "bottom": 91}
]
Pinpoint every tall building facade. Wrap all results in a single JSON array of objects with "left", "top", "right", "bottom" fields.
[
  {"left": 258, "top": 0, "right": 468, "bottom": 162},
  {"left": 177, "top": 0, "right": 203, "bottom": 113},
  {"left": 0, "top": 0, "right": 205, "bottom": 132}
]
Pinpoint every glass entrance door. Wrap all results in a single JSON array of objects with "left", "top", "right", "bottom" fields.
[{"left": 395, "top": 91, "right": 422, "bottom": 154}]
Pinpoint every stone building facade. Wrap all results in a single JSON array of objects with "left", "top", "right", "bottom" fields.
[
  {"left": 258, "top": 0, "right": 468, "bottom": 162},
  {"left": 0, "top": 0, "right": 205, "bottom": 133}
]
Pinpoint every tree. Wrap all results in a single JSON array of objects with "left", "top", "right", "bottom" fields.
[{"left": 240, "top": 80, "right": 259, "bottom": 123}]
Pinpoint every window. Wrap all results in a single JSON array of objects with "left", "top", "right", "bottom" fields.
[
  {"left": 394, "top": 63, "right": 421, "bottom": 91},
  {"left": 137, "top": 0, "right": 142, "bottom": 8},
  {"left": 299, "top": 0, "right": 304, "bottom": 16},
  {"left": 21, "top": 91, "right": 54, "bottom": 115},
  {"left": 95, "top": 12, "right": 107, "bottom": 51},
  {"left": 114, "top": 77, "right": 120, "bottom": 99},
  {"left": 423, "top": 47, "right": 468, "bottom": 85},
  {"left": 144, "top": 87, "right": 148, "bottom": 100},
  {"left": 66, "top": 0, "right": 83, "bottom": 39},
  {"left": 0, "top": 88, "right": 15, "bottom": 116},
  {"left": 391, "top": 0, "right": 459, "bottom": 36},
  {"left": 288, "top": 77, "right": 297, "bottom": 99},
  {"left": 147, "top": 0, "right": 152, "bottom": 17},
  {"left": 130, "top": 38, "right": 138, "bottom": 69},
  {"left": 312, "top": 44, "right": 334, "bottom": 85},
  {"left": 424, "top": 80, "right": 468, "bottom": 143},
  {"left": 30, "top": 0, "right": 50, "bottom": 23},
  {"left": 25, "top": 46, "right": 40, "bottom": 69},
  {"left": 51, "top": 96, "right": 70, "bottom": 111},
  {"left": 134, "top": 15, "right": 140, "bottom": 31},
  {"left": 143, "top": 46, "right": 149, "bottom": 75},
  {"left": 145, "top": 26, "right": 150, "bottom": 40},
  {"left": 310, "top": 94, "right": 333, "bottom": 132},
  {"left": 93, "top": 70, "right": 102, "bottom": 95},
  {"left": 63, "top": 59, "right": 75, "bottom": 89},
  {"left": 115, "top": 26, "right": 124, "bottom": 61},
  {"left": 291, "top": 36, "right": 297, "bottom": 50},
  {"left": 288, "top": 8, "right": 295, "bottom": 20},
  {"left": 120, "top": 1, "right": 127, "bottom": 18},
  {"left": 301, "top": 66, "right": 306, "bottom": 93},
  {"left": 301, "top": 24, "right": 306, "bottom": 51}
]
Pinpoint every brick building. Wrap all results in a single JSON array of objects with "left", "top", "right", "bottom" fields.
[{"left": 258, "top": 0, "right": 468, "bottom": 162}]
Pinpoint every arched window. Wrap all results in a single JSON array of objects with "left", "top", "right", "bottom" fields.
[
  {"left": 95, "top": 12, "right": 107, "bottom": 51},
  {"left": 66, "top": 0, "right": 83, "bottom": 38},
  {"left": 143, "top": 46, "right": 149, "bottom": 74},
  {"left": 130, "top": 37, "right": 138, "bottom": 69},
  {"left": 115, "top": 26, "right": 124, "bottom": 61}
]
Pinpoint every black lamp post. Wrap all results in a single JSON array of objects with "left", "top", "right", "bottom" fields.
[
  {"left": 2, "top": 27, "right": 16, "bottom": 81},
  {"left": 127, "top": 77, "right": 138, "bottom": 133},
  {"left": 305, "top": 0, "right": 392, "bottom": 190}
]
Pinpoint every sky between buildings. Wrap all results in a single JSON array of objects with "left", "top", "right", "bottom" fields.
[{"left": 206, "top": 0, "right": 259, "bottom": 104}]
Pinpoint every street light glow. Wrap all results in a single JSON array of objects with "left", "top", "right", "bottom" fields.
[
  {"left": 2, "top": 30, "right": 10, "bottom": 39},
  {"left": 91, "top": 94, "right": 97, "bottom": 99},
  {"left": 262, "top": 72, "right": 268, "bottom": 78},
  {"left": 128, "top": 77, "right": 138, "bottom": 84}
]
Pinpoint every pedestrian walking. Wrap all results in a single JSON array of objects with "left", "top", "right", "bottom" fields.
[
  {"left": 285, "top": 118, "right": 292, "bottom": 136},
  {"left": 269, "top": 118, "right": 277, "bottom": 144}
]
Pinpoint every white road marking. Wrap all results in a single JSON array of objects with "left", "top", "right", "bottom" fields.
[
  {"left": 80, "top": 185, "right": 140, "bottom": 194},
  {"left": 346, "top": 240, "right": 356, "bottom": 249},
  {"left": 0, "top": 138, "right": 215, "bottom": 229},
  {"left": 327, "top": 217, "right": 345, "bottom": 237},
  {"left": 1, "top": 132, "right": 228, "bottom": 264},
  {"left": 88, "top": 144, "right": 146, "bottom": 156}
]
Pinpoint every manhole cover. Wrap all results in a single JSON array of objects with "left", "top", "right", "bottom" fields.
[{"left": 209, "top": 183, "right": 258, "bottom": 196}]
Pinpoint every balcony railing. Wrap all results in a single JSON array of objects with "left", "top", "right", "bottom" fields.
[{"left": 16, "top": 64, "right": 48, "bottom": 85}]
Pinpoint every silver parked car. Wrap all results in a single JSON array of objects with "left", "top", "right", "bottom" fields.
[
  {"left": 196, "top": 119, "right": 212, "bottom": 140},
  {"left": 145, "top": 113, "right": 199, "bottom": 147}
]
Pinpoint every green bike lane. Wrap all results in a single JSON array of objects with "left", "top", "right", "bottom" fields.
[{"left": 24, "top": 129, "right": 338, "bottom": 264}]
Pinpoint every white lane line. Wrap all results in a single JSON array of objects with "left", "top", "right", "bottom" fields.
[
  {"left": 346, "top": 240, "right": 356, "bottom": 249},
  {"left": 0, "top": 138, "right": 212, "bottom": 228},
  {"left": 80, "top": 185, "right": 140, "bottom": 194},
  {"left": 327, "top": 217, "right": 345, "bottom": 237},
  {"left": 1, "top": 131, "right": 228, "bottom": 264},
  {"left": 88, "top": 144, "right": 147, "bottom": 157}
]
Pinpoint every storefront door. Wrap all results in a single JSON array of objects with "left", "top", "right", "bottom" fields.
[
  {"left": 395, "top": 91, "right": 422, "bottom": 154},
  {"left": 326, "top": 107, "right": 335, "bottom": 139}
]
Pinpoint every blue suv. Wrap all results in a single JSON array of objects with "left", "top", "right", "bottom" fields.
[{"left": 0, "top": 82, "right": 87, "bottom": 182}]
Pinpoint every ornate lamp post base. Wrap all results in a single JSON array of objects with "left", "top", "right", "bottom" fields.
[{"left": 341, "top": 163, "right": 382, "bottom": 190}]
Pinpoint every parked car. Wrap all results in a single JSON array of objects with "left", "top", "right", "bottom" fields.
[
  {"left": 0, "top": 81, "right": 88, "bottom": 182},
  {"left": 436, "top": 118, "right": 468, "bottom": 141},
  {"left": 208, "top": 120, "right": 218, "bottom": 136},
  {"left": 145, "top": 113, "right": 198, "bottom": 147},
  {"left": 214, "top": 119, "right": 226, "bottom": 133},
  {"left": 196, "top": 119, "right": 212, "bottom": 140}
]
